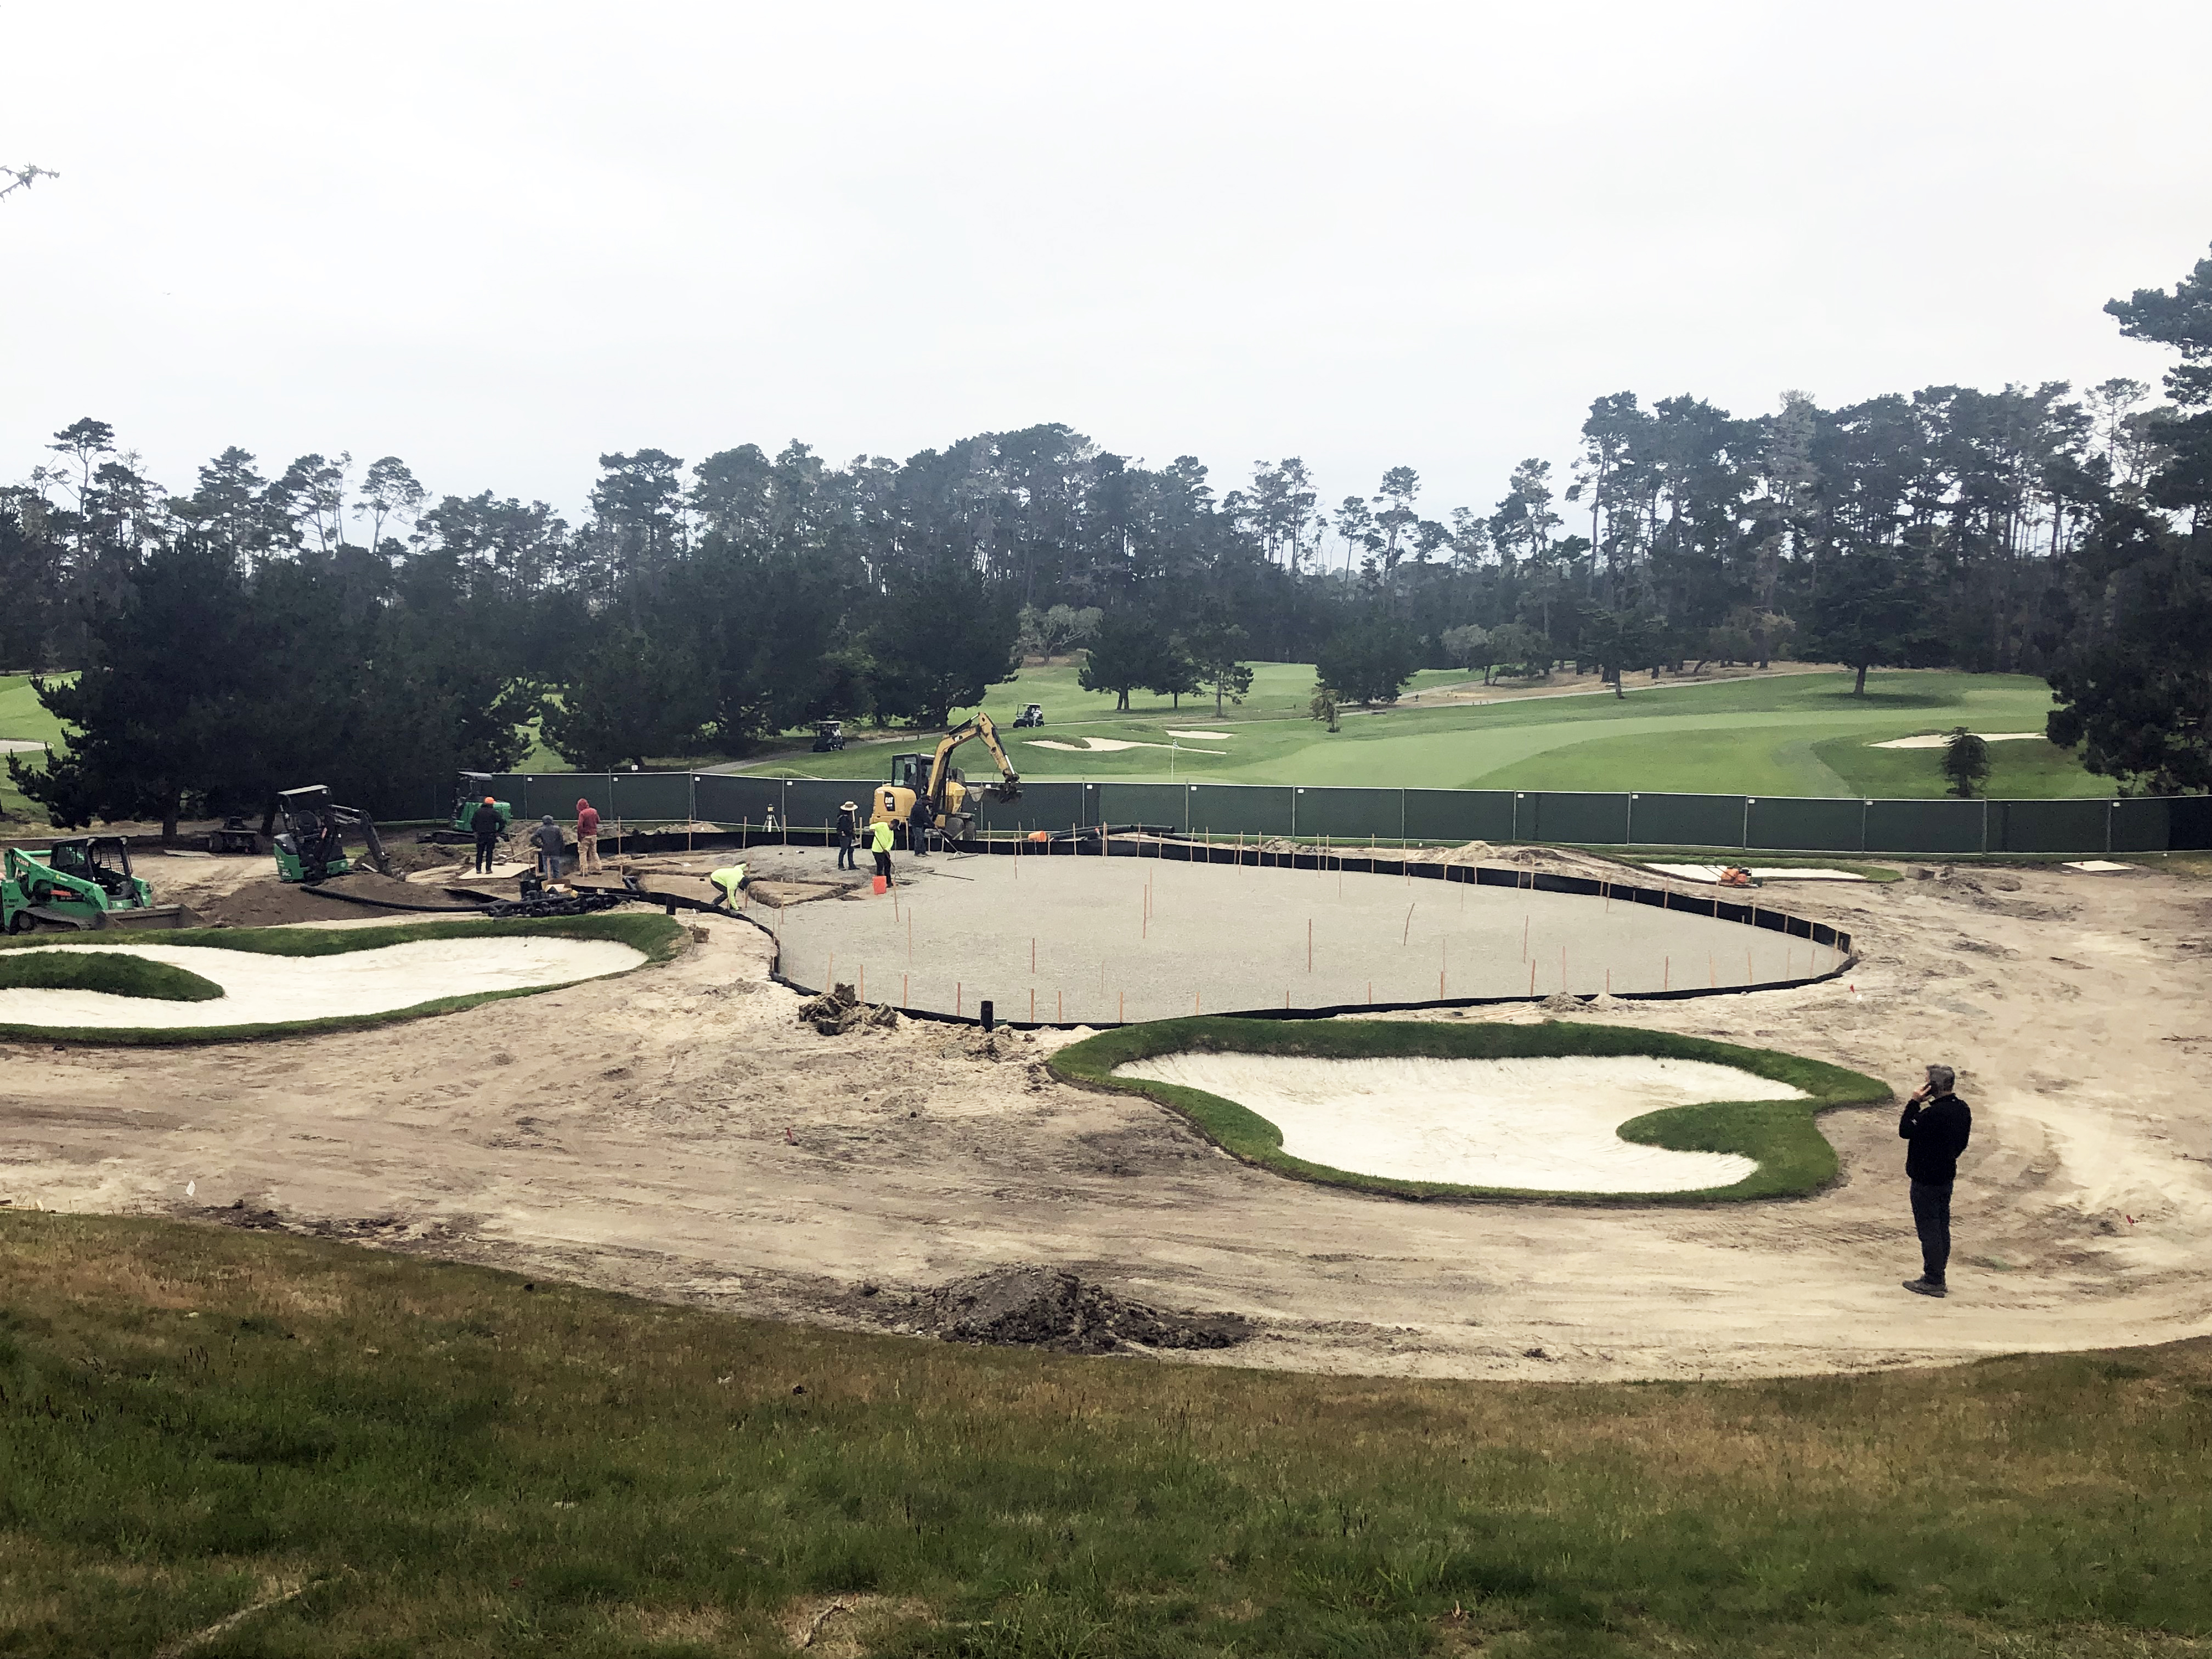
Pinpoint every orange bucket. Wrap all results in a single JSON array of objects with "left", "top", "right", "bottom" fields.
[{"left": 872, "top": 875, "right": 888, "bottom": 895}]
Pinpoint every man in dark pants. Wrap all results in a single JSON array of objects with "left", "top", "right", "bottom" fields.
[
  {"left": 907, "top": 793, "right": 933, "bottom": 856},
  {"left": 469, "top": 795, "right": 504, "bottom": 874},
  {"left": 835, "top": 800, "right": 859, "bottom": 871},
  {"left": 1899, "top": 1063, "right": 1972, "bottom": 1297}
]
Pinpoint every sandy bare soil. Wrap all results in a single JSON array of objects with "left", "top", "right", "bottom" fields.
[{"left": 2, "top": 847, "right": 2208, "bottom": 1382}]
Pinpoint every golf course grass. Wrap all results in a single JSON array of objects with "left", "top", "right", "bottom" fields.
[
  {"left": 733, "top": 665, "right": 2102, "bottom": 800},
  {"left": 1051, "top": 1018, "right": 1889, "bottom": 1204},
  {"left": 4, "top": 1211, "right": 2207, "bottom": 1657},
  {"left": 0, "top": 948, "right": 224, "bottom": 1002}
]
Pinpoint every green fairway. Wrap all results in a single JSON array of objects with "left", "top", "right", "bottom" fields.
[
  {"left": 737, "top": 666, "right": 2108, "bottom": 800},
  {"left": 0, "top": 673, "right": 70, "bottom": 822}
]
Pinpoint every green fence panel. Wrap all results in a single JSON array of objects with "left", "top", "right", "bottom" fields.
[
  {"left": 972, "top": 781, "right": 1087, "bottom": 835},
  {"left": 1991, "top": 799, "right": 2110, "bottom": 855},
  {"left": 1624, "top": 792, "right": 1743, "bottom": 849},
  {"left": 782, "top": 779, "right": 859, "bottom": 830},
  {"left": 1184, "top": 783, "right": 1295, "bottom": 838},
  {"left": 2170, "top": 796, "right": 2212, "bottom": 852},
  {"left": 1403, "top": 789, "right": 1515, "bottom": 843},
  {"left": 693, "top": 775, "right": 783, "bottom": 825},
  {"left": 1866, "top": 799, "right": 1985, "bottom": 854},
  {"left": 1520, "top": 792, "right": 1631, "bottom": 844},
  {"left": 1747, "top": 797, "right": 1864, "bottom": 852},
  {"left": 1293, "top": 787, "right": 1403, "bottom": 840},
  {"left": 602, "top": 771, "right": 687, "bottom": 823},
  {"left": 1098, "top": 782, "right": 1188, "bottom": 831},
  {"left": 2110, "top": 797, "right": 2171, "bottom": 854}
]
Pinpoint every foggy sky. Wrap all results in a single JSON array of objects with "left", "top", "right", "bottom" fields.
[{"left": 5, "top": 1, "right": 2209, "bottom": 534}]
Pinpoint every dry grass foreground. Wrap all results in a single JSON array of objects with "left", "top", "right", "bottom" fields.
[{"left": 3, "top": 1211, "right": 2210, "bottom": 1658}]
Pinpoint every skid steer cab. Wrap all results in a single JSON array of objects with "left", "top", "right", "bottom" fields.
[
  {"left": 1, "top": 839, "right": 192, "bottom": 933},
  {"left": 273, "top": 786, "right": 392, "bottom": 884}
]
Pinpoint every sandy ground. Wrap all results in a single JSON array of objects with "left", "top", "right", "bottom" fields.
[
  {"left": 1114, "top": 1053, "right": 1782, "bottom": 1192},
  {"left": 1, "top": 848, "right": 2209, "bottom": 1381},
  {"left": 771, "top": 846, "right": 1842, "bottom": 1020},
  {"left": 0, "top": 937, "right": 645, "bottom": 1028}
]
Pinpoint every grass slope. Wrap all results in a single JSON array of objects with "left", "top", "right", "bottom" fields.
[
  {"left": 3, "top": 1213, "right": 2208, "bottom": 1658},
  {"left": 1051, "top": 1018, "right": 1889, "bottom": 1203},
  {"left": 0, "top": 949, "right": 223, "bottom": 1002},
  {"left": 0, "top": 912, "right": 682, "bottom": 1045},
  {"left": 736, "top": 667, "right": 2104, "bottom": 799}
]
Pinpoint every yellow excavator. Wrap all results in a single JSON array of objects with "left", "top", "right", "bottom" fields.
[{"left": 871, "top": 714, "right": 1022, "bottom": 845}]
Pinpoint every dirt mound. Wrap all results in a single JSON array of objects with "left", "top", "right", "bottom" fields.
[
  {"left": 200, "top": 872, "right": 485, "bottom": 928},
  {"left": 910, "top": 1266, "right": 1252, "bottom": 1355},
  {"left": 795, "top": 981, "right": 899, "bottom": 1035}
]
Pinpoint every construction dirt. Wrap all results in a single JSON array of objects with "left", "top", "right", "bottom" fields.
[{"left": 1, "top": 853, "right": 2209, "bottom": 1381}]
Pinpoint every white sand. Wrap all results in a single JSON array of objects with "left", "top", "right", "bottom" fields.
[
  {"left": 1026, "top": 735, "right": 1227, "bottom": 754},
  {"left": 1165, "top": 729, "right": 1234, "bottom": 740},
  {"left": 1115, "top": 1052, "right": 1802, "bottom": 1193},
  {"left": 1869, "top": 731, "right": 2044, "bottom": 749},
  {"left": 0, "top": 936, "right": 646, "bottom": 1029},
  {"left": 1649, "top": 864, "right": 1867, "bottom": 883}
]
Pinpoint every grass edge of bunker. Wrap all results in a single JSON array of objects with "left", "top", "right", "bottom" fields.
[
  {"left": 0, "top": 911, "right": 684, "bottom": 1046},
  {"left": 1050, "top": 1017, "right": 1892, "bottom": 1206}
]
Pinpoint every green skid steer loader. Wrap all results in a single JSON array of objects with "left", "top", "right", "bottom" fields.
[
  {"left": 273, "top": 786, "right": 393, "bottom": 884},
  {"left": 0, "top": 838, "right": 195, "bottom": 933}
]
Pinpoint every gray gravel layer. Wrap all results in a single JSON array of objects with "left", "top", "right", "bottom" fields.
[{"left": 765, "top": 845, "right": 1838, "bottom": 1023}]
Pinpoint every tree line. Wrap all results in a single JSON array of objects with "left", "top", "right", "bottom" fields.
[{"left": 3, "top": 241, "right": 2208, "bottom": 828}]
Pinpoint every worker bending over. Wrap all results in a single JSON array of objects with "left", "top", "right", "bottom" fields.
[{"left": 708, "top": 863, "right": 749, "bottom": 909}]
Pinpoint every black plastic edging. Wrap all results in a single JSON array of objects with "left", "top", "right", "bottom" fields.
[{"left": 737, "top": 833, "right": 1857, "bottom": 1032}]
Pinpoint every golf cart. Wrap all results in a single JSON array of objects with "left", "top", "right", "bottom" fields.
[
  {"left": 1012, "top": 703, "right": 1045, "bottom": 728},
  {"left": 811, "top": 720, "right": 847, "bottom": 753}
]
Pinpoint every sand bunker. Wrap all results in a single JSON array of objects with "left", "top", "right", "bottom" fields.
[
  {"left": 0, "top": 936, "right": 645, "bottom": 1029},
  {"left": 1115, "top": 1053, "right": 1801, "bottom": 1193},
  {"left": 1026, "top": 735, "right": 1225, "bottom": 754},
  {"left": 1869, "top": 731, "right": 2044, "bottom": 749},
  {"left": 1165, "top": 729, "right": 1234, "bottom": 740}
]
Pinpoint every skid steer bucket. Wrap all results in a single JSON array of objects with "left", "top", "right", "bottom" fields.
[{"left": 100, "top": 904, "right": 198, "bottom": 930}]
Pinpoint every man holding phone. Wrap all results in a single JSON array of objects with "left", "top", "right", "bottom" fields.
[{"left": 1899, "top": 1064, "right": 1972, "bottom": 1298}]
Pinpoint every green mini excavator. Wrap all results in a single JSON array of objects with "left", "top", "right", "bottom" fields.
[
  {"left": 272, "top": 786, "right": 393, "bottom": 884},
  {"left": 0, "top": 838, "right": 193, "bottom": 933}
]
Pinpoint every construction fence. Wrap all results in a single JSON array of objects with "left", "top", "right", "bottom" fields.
[{"left": 453, "top": 772, "right": 2212, "bottom": 858}]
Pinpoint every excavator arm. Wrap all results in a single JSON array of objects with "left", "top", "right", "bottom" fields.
[{"left": 923, "top": 714, "right": 1023, "bottom": 807}]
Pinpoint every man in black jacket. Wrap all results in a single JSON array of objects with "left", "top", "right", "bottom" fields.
[
  {"left": 469, "top": 796, "right": 505, "bottom": 874},
  {"left": 1899, "top": 1064, "right": 1972, "bottom": 1298}
]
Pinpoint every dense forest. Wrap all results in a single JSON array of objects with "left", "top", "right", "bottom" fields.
[{"left": 3, "top": 244, "right": 2208, "bottom": 829}]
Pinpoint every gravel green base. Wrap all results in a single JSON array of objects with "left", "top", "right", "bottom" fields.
[
  {"left": 0, "top": 912, "right": 683, "bottom": 1045},
  {"left": 1050, "top": 1017, "right": 1891, "bottom": 1204}
]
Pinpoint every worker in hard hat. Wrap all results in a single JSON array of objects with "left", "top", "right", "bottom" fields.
[
  {"left": 708, "top": 863, "right": 749, "bottom": 909},
  {"left": 469, "top": 795, "right": 505, "bottom": 874}
]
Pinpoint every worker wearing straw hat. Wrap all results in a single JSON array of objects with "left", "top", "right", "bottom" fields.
[{"left": 835, "top": 799, "right": 859, "bottom": 871}]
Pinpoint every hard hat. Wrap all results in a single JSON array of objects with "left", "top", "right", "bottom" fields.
[{"left": 483, "top": 795, "right": 496, "bottom": 805}]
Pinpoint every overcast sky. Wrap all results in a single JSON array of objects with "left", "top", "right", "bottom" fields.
[{"left": 5, "top": 1, "right": 2209, "bottom": 531}]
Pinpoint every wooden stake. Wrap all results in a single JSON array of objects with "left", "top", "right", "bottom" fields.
[
  {"left": 1746, "top": 950, "right": 1753, "bottom": 985},
  {"left": 956, "top": 981, "right": 962, "bottom": 1015},
  {"left": 1307, "top": 918, "right": 1313, "bottom": 972},
  {"left": 903, "top": 973, "right": 909, "bottom": 1009},
  {"left": 1528, "top": 961, "right": 1536, "bottom": 995},
  {"left": 1403, "top": 902, "right": 1414, "bottom": 944},
  {"left": 1030, "top": 936, "right": 1036, "bottom": 973}
]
